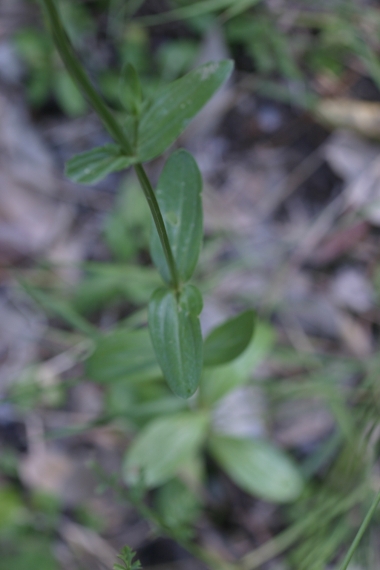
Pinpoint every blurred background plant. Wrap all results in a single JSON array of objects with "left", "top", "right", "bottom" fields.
[{"left": 2, "top": 0, "right": 380, "bottom": 569}]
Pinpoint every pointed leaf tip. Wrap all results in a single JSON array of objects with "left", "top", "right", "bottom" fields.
[
  {"left": 137, "top": 59, "right": 234, "bottom": 162},
  {"left": 204, "top": 309, "right": 255, "bottom": 367},
  {"left": 65, "top": 144, "right": 135, "bottom": 185}
]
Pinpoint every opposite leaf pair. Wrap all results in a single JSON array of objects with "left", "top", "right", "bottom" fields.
[
  {"left": 123, "top": 410, "right": 303, "bottom": 504},
  {"left": 63, "top": 55, "right": 233, "bottom": 399},
  {"left": 148, "top": 150, "right": 203, "bottom": 398},
  {"left": 66, "top": 60, "right": 234, "bottom": 184}
]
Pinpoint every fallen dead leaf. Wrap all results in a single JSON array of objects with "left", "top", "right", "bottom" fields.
[
  {"left": 0, "top": 90, "right": 72, "bottom": 262},
  {"left": 324, "top": 130, "right": 380, "bottom": 226},
  {"left": 60, "top": 521, "right": 117, "bottom": 568},
  {"left": 311, "top": 221, "right": 369, "bottom": 266},
  {"left": 212, "top": 387, "right": 266, "bottom": 439},
  {"left": 276, "top": 399, "right": 335, "bottom": 447},
  {"left": 316, "top": 98, "right": 380, "bottom": 139},
  {"left": 19, "top": 446, "right": 74, "bottom": 496},
  {"left": 335, "top": 310, "right": 372, "bottom": 358},
  {"left": 330, "top": 267, "right": 374, "bottom": 313}
]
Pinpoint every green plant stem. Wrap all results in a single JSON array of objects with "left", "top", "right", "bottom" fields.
[
  {"left": 135, "top": 164, "right": 181, "bottom": 291},
  {"left": 39, "top": 0, "right": 180, "bottom": 292},
  {"left": 338, "top": 489, "right": 380, "bottom": 570},
  {"left": 40, "top": 0, "right": 133, "bottom": 156}
]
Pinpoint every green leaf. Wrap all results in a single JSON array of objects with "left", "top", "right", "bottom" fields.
[
  {"left": 86, "top": 327, "right": 160, "bottom": 382},
  {"left": 114, "top": 546, "right": 141, "bottom": 570},
  {"left": 148, "top": 284, "right": 203, "bottom": 398},
  {"left": 0, "top": 486, "right": 27, "bottom": 531},
  {"left": 123, "top": 412, "right": 209, "bottom": 487},
  {"left": 0, "top": 537, "right": 58, "bottom": 570},
  {"left": 150, "top": 150, "right": 203, "bottom": 283},
  {"left": 137, "top": 60, "right": 234, "bottom": 162},
  {"left": 65, "top": 144, "right": 135, "bottom": 185},
  {"left": 54, "top": 69, "right": 87, "bottom": 117},
  {"left": 204, "top": 309, "right": 255, "bottom": 367},
  {"left": 201, "top": 320, "right": 275, "bottom": 406},
  {"left": 155, "top": 478, "right": 201, "bottom": 538},
  {"left": 120, "top": 63, "right": 143, "bottom": 116},
  {"left": 208, "top": 435, "right": 304, "bottom": 503}
]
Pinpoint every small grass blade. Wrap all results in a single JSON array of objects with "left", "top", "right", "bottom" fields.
[{"left": 338, "top": 489, "right": 380, "bottom": 570}]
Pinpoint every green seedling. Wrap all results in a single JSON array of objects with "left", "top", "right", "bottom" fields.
[{"left": 39, "top": 0, "right": 234, "bottom": 399}]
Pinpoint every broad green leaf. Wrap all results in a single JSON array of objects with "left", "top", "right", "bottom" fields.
[
  {"left": 204, "top": 309, "right": 255, "bottom": 367},
  {"left": 123, "top": 412, "right": 209, "bottom": 487},
  {"left": 137, "top": 60, "right": 233, "bottom": 162},
  {"left": 150, "top": 150, "right": 203, "bottom": 283},
  {"left": 54, "top": 69, "right": 86, "bottom": 117},
  {"left": 148, "top": 284, "right": 203, "bottom": 398},
  {"left": 86, "top": 327, "right": 160, "bottom": 382},
  {"left": 201, "top": 320, "right": 275, "bottom": 406},
  {"left": 209, "top": 435, "right": 303, "bottom": 503},
  {"left": 65, "top": 144, "right": 135, "bottom": 184}
]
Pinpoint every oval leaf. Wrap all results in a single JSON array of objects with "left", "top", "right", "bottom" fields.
[
  {"left": 201, "top": 320, "right": 275, "bottom": 406},
  {"left": 65, "top": 144, "right": 135, "bottom": 184},
  {"left": 204, "top": 309, "right": 255, "bottom": 367},
  {"left": 86, "top": 327, "right": 160, "bottom": 383},
  {"left": 150, "top": 150, "right": 203, "bottom": 284},
  {"left": 208, "top": 435, "right": 304, "bottom": 503},
  {"left": 137, "top": 60, "right": 234, "bottom": 162},
  {"left": 148, "top": 284, "right": 203, "bottom": 398},
  {"left": 123, "top": 412, "right": 209, "bottom": 487}
]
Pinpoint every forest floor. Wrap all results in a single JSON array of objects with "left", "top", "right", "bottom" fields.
[{"left": 1, "top": 1, "right": 380, "bottom": 569}]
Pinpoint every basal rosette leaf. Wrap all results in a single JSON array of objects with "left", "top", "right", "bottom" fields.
[
  {"left": 123, "top": 412, "right": 209, "bottom": 487},
  {"left": 209, "top": 435, "right": 304, "bottom": 503}
]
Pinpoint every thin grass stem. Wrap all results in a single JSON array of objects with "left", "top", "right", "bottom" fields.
[
  {"left": 39, "top": 0, "right": 180, "bottom": 291},
  {"left": 338, "top": 489, "right": 380, "bottom": 570}
]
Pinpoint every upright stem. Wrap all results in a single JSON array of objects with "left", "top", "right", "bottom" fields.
[
  {"left": 40, "top": 0, "right": 180, "bottom": 290},
  {"left": 134, "top": 164, "right": 180, "bottom": 290},
  {"left": 40, "top": 0, "right": 133, "bottom": 156}
]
